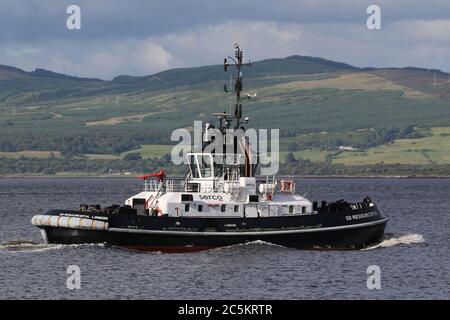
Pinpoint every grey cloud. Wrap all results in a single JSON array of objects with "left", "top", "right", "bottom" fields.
[
  {"left": 2, "top": 0, "right": 450, "bottom": 42},
  {"left": 2, "top": 1, "right": 450, "bottom": 79},
  {"left": 0, "top": 20, "right": 304, "bottom": 79}
]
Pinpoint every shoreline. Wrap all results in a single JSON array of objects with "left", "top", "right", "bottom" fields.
[{"left": 1, "top": 173, "right": 450, "bottom": 179}]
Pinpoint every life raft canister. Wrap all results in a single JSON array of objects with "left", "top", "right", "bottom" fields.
[
  {"left": 264, "top": 193, "right": 273, "bottom": 201},
  {"left": 280, "top": 179, "right": 295, "bottom": 193}
]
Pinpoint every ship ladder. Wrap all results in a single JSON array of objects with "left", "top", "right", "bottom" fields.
[{"left": 147, "top": 180, "right": 167, "bottom": 212}]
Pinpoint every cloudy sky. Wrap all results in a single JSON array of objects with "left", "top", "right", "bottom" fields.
[{"left": 1, "top": 0, "right": 450, "bottom": 79}]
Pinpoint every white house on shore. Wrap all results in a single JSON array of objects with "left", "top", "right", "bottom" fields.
[{"left": 338, "top": 146, "right": 357, "bottom": 151}]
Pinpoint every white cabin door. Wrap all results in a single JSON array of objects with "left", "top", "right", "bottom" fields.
[{"left": 245, "top": 204, "right": 258, "bottom": 218}]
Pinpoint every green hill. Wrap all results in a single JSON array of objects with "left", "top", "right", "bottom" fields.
[
  {"left": 0, "top": 65, "right": 105, "bottom": 104},
  {"left": 0, "top": 55, "right": 358, "bottom": 106}
]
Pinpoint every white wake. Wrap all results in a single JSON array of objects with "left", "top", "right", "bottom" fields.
[
  {"left": 0, "top": 240, "right": 106, "bottom": 253},
  {"left": 211, "top": 240, "right": 287, "bottom": 252},
  {"left": 362, "top": 233, "right": 425, "bottom": 250}
]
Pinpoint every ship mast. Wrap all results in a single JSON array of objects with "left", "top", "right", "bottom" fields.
[{"left": 224, "top": 43, "right": 252, "bottom": 130}]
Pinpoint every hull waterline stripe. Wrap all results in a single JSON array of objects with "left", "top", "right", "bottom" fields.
[{"left": 107, "top": 217, "right": 390, "bottom": 237}]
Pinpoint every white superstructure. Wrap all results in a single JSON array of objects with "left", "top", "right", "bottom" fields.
[{"left": 125, "top": 152, "right": 313, "bottom": 218}]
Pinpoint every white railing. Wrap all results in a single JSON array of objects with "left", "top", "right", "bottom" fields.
[
  {"left": 143, "top": 178, "right": 242, "bottom": 194},
  {"left": 143, "top": 179, "right": 185, "bottom": 192}
]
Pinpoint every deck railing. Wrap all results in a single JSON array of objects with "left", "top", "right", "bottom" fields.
[{"left": 143, "top": 178, "right": 242, "bottom": 194}]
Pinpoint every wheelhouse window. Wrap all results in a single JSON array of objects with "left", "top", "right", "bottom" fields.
[
  {"left": 188, "top": 154, "right": 215, "bottom": 179},
  {"left": 189, "top": 155, "right": 199, "bottom": 178},
  {"left": 199, "top": 155, "right": 212, "bottom": 178},
  {"left": 181, "top": 194, "right": 193, "bottom": 202}
]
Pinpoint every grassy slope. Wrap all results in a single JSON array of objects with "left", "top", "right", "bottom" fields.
[
  {"left": 2, "top": 57, "right": 450, "bottom": 173},
  {"left": 331, "top": 127, "right": 450, "bottom": 165},
  {"left": 113, "top": 127, "right": 450, "bottom": 165},
  {"left": 121, "top": 144, "right": 173, "bottom": 159},
  {"left": 7, "top": 75, "right": 449, "bottom": 137},
  {"left": 3, "top": 59, "right": 450, "bottom": 136},
  {"left": 0, "top": 150, "right": 62, "bottom": 159}
]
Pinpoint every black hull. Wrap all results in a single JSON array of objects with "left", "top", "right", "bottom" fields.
[
  {"left": 36, "top": 206, "right": 389, "bottom": 252},
  {"left": 43, "top": 220, "right": 387, "bottom": 252}
]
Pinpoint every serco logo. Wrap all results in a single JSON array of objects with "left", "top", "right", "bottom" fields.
[{"left": 199, "top": 195, "right": 223, "bottom": 201}]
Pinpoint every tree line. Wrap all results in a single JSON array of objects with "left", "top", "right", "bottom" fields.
[{"left": 1, "top": 154, "right": 450, "bottom": 176}]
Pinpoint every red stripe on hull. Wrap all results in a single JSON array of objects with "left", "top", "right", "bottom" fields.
[{"left": 123, "top": 245, "right": 218, "bottom": 253}]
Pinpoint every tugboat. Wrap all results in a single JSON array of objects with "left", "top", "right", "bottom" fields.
[{"left": 31, "top": 45, "right": 389, "bottom": 252}]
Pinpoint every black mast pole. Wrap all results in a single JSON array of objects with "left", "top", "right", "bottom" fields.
[{"left": 224, "top": 43, "right": 250, "bottom": 130}]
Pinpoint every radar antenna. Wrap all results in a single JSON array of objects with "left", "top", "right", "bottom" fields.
[{"left": 223, "top": 43, "right": 252, "bottom": 129}]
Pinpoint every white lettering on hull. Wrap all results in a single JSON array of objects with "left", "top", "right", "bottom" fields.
[{"left": 345, "top": 211, "right": 378, "bottom": 221}]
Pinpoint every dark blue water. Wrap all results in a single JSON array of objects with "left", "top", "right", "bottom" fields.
[{"left": 0, "top": 178, "right": 448, "bottom": 299}]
